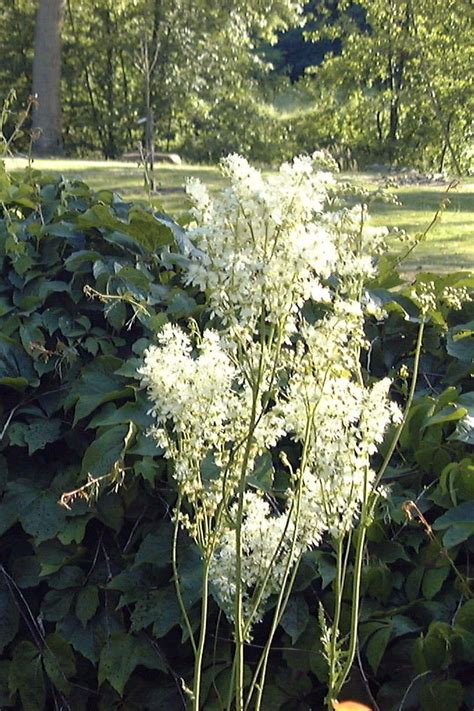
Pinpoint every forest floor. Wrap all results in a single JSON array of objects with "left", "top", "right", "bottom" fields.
[{"left": 5, "top": 157, "right": 474, "bottom": 276}]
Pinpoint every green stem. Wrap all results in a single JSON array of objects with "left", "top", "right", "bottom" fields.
[
  {"left": 327, "top": 535, "right": 345, "bottom": 707},
  {"left": 247, "top": 412, "right": 315, "bottom": 711},
  {"left": 172, "top": 497, "right": 197, "bottom": 656},
  {"left": 328, "top": 483, "right": 371, "bottom": 708},
  {"left": 373, "top": 319, "right": 425, "bottom": 491},
  {"left": 233, "top": 385, "right": 262, "bottom": 710},
  {"left": 192, "top": 557, "right": 211, "bottom": 711}
]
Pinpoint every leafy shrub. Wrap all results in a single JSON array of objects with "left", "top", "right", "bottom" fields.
[
  {"left": 0, "top": 161, "right": 202, "bottom": 709},
  {"left": 0, "top": 159, "right": 473, "bottom": 710}
]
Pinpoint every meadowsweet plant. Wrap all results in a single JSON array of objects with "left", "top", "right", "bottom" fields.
[{"left": 139, "top": 153, "right": 411, "bottom": 710}]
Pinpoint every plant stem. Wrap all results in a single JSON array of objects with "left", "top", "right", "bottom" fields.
[
  {"left": 374, "top": 319, "right": 425, "bottom": 491},
  {"left": 172, "top": 497, "right": 197, "bottom": 656},
  {"left": 327, "top": 535, "right": 345, "bottom": 707},
  {"left": 192, "top": 557, "right": 211, "bottom": 711}
]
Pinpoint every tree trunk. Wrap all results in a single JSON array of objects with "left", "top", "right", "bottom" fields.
[{"left": 32, "top": 0, "right": 66, "bottom": 155}]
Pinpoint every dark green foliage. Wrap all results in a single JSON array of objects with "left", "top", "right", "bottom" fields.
[
  {"left": 0, "top": 161, "right": 473, "bottom": 709},
  {"left": 0, "top": 161, "right": 201, "bottom": 708}
]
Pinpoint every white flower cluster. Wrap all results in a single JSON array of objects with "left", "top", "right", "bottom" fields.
[
  {"left": 140, "top": 154, "right": 401, "bottom": 627},
  {"left": 209, "top": 492, "right": 298, "bottom": 625},
  {"left": 411, "top": 281, "right": 437, "bottom": 316},
  {"left": 441, "top": 285, "right": 472, "bottom": 311},
  {"left": 185, "top": 153, "right": 336, "bottom": 337}
]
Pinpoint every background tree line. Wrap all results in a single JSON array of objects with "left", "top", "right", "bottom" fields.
[{"left": 0, "top": 0, "right": 472, "bottom": 169}]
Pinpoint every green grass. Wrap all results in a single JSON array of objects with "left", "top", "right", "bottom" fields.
[{"left": 5, "top": 157, "right": 474, "bottom": 275}]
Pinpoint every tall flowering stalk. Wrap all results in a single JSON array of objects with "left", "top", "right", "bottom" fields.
[{"left": 139, "top": 154, "right": 404, "bottom": 710}]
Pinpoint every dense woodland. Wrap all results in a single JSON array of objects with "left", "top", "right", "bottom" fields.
[{"left": 0, "top": 0, "right": 472, "bottom": 169}]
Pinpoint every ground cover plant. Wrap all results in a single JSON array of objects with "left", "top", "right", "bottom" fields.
[
  {"left": 0, "top": 154, "right": 473, "bottom": 710},
  {"left": 5, "top": 157, "right": 474, "bottom": 275}
]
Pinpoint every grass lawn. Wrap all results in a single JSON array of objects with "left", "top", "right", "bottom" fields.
[{"left": 5, "top": 157, "right": 473, "bottom": 276}]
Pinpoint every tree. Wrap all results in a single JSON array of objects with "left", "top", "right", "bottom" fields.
[
  {"left": 308, "top": 0, "right": 473, "bottom": 171},
  {"left": 31, "top": 0, "right": 66, "bottom": 155}
]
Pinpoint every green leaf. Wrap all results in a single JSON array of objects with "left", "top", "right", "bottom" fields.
[
  {"left": 0, "top": 333, "right": 38, "bottom": 389},
  {"left": 105, "top": 300, "right": 127, "bottom": 330},
  {"left": 280, "top": 596, "right": 309, "bottom": 644},
  {"left": 0, "top": 579, "right": 19, "bottom": 653},
  {"left": 42, "top": 589, "right": 75, "bottom": 621},
  {"left": 42, "top": 633, "right": 76, "bottom": 694},
  {"left": 20, "top": 490, "right": 67, "bottom": 544},
  {"left": 247, "top": 451, "right": 274, "bottom": 492},
  {"left": 134, "top": 525, "right": 173, "bottom": 568},
  {"left": 8, "top": 418, "right": 62, "bottom": 454},
  {"left": 131, "top": 589, "right": 181, "bottom": 637},
  {"left": 76, "top": 586, "right": 100, "bottom": 627},
  {"left": 8, "top": 641, "right": 45, "bottom": 711},
  {"left": 422, "top": 566, "right": 450, "bottom": 600},
  {"left": 98, "top": 632, "right": 165, "bottom": 696},
  {"left": 420, "top": 679, "right": 463, "bottom": 711},
  {"left": 366, "top": 623, "right": 392, "bottom": 674},
  {"left": 422, "top": 404, "right": 467, "bottom": 430},
  {"left": 81, "top": 424, "right": 129, "bottom": 477},
  {"left": 433, "top": 501, "right": 474, "bottom": 547},
  {"left": 68, "top": 357, "right": 130, "bottom": 425},
  {"left": 446, "top": 321, "right": 474, "bottom": 362},
  {"left": 0, "top": 480, "right": 66, "bottom": 543},
  {"left": 455, "top": 599, "right": 474, "bottom": 633}
]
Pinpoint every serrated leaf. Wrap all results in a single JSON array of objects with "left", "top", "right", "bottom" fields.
[
  {"left": 131, "top": 589, "right": 180, "bottom": 637},
  {"left": 20, "top": 490, "right": 67, "bottom": 544},
  {"left": 76, "top": 586, "right": 100, "bottom": 627},
  {"left": 366, "top": 623, "right": 392, "bottom": 674},
  {"left": 134, "top": 525, "right": 173, "bottom": 568},
  {"left": 42, "top": 589, "right": 75, "bottom": 621},
  {"left": 8, "top": 418, "right": 62, "bottom": 454},
  {"left": 446, "top": 322, "right": 474, "bottom": 362},
  {"left": 98, "top": 632, "right": 165, "bottom": 696},
  {"left": 0, "top": 579, "right": 19, "bottom": 653},
  {"left": 68, "top": 357, "right": 130, "bottom": 425},
  {"left": 247, "top": 450, "right": 274, "bottom": 492},
  {"left": 455, "top": 599, "right": 474, "bottom": 633},
  {"left": 42, "top": 633, "right": 76, "bottom": 694},
  {"left": 422, "top": 566, "right": 450, "bottom": 600},
  {"left": 81, "top": 424, "right": 129, "bottom": 477},
  {"left": 281, "top": 596, "right": 310, "bottom": 644},
  {"left": 0, "top": 333, "right": 38, "bottom": 389},
  {"left": 420, "top": 679, "right": 463, "bottom": 711},
  {"left": 8, "top": 641, "right": 45, "bottom": 711}
]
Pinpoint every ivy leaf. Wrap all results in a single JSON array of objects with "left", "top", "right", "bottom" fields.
[
  {"left": 8, "top": 641, "right": 45, "bottom": 711},
  {"left": 131, "top": 588, "right": 181, "bottom": 637},
  {"left": 134, "top": 525, "right": 173, "bottom": 568},
  {"left": 98, "top": 632, "right": 165, "bottom": 696},
  {"left": 422, "top": 566, "right": 450, "bottom": 600},
  {"left": 8, "top": 418, "right": 62, "bottom": 454},
  {"left": 0, "top": 480, "right": 66, "bottom": 543},
  {"left": 42, "top": 633, "right": 76, "bottom": 694},
  {"left": 0, "top": 333, "right": 38, "bottom": 389},
  {"left": 420, "top": 679, "right": 463, "bottom": 711},
  {"left": 366, "top": 623, "right": 392, "bottom": 674},
  {"left": 76, "top": 586, "right": 100, "bottom": 627},
  {"left": 455, "top": 599, "right": 474, "bottom": 633},
  {"left": 247, "top": 451, "right": 274, "bottom": 492},
  {"left": 281, "top": 596, "right": 310, "bottom": 644},
  {"left": 81, "top": 424, "right": 129, "bottom": 477},
  {"left": 433, "top": 501, "right": 474, "bottom": 547},
  {"left": 446, "top": 322, "right": 474, "bottom": 362},
  {"left": 0, "top": 578, "right": 19, "bottom": 653},
  {"left": 67, "top": 357, "right": 130, "bottom": 425}
]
